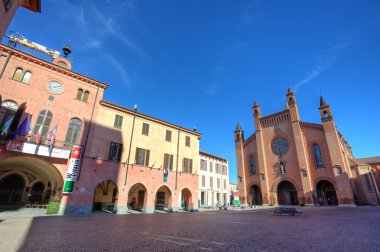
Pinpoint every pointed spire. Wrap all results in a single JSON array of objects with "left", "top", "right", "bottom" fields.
[
  {"left": 236, "top": 122, "right": 241, "bottom": 131},
  {"left": 253, "top": 99, "right": 258, "bottom": 107},
  {"left": 320, "top": 96, "right": 328, "bottom": 107},
  {"left": 287, "top": 86, "right": 293, "bottom": 95}
]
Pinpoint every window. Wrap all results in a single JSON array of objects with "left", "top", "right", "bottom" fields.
[
  {"left": 183, "top": 158, "right": 193, "bottom": 173},
  {"left": 313, "top": 144, "right": 324, "bottom": 168},
  {"left": 250, "top": 155, "right": 256, "bottom": 175},
  {"left": 364, "top": 174, "right": 373, "bottom": 192},
  {"left": 21, "top": 71, "right": 31, "bottom": 83},
  {"left": 222, "top": 165, "right": 227, "bottom": 175},
  {"left": 108, "top": 142, "right": 123, "bottom": 162},
  {"left": 224, "top": 179, "right": 226, "bottom": 189},
  {"left": 114, "top": 114, "right": 123, "bottom": 128},
  {"left": 210, "top": 177, "right": 213, "bottom": 189},
  {"left": 217, "top": 178, "right": 220, "bottom": 189},
  {"left": 200, "top": 159, "right": 207, "bottom": 171},
  {"left": 12, "top": 68, "right": 23, "bottom": 81},
  {"left": 32, "top": 109, "right": 53, "bottom": 141},
  {"left": 64, "top": 118, "right": 82, "bottom": 146},
  {"left": 4, "top": 0, "right": 15, "bottom": 11},
  {"left": 210, "top": 162, "right": 213, "bottom": 172},
  {"left": 163, "top": 153, "right": 174, "bottom": 171},
  {"left": 76, "top": 89, "right": 90, "bottom": 102},
  {"left": 135, "top": 147, "right": 150, "bottom": 166},
  {"left": 185, "top": 136, "right": 190, "bottom": 147},
  {"left": 165, "top": 130, "right": 172, "bottom": 142},
  {"left": 76, "top": 89, "right": 83, "bottom": 100},
  {"left": 202, "top": 175, "right": 205, "bottom": 187},
  {"left": 142, "top": 123, "right": 149, "bottom": 136},
  {"left": 83, "top": 91, "right": 89, "bottom": 102},
  {"left": 216, "top": 164, "right": 221, "bottom": 174}
]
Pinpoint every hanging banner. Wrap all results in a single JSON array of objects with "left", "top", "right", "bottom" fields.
[
  {"left": 63, "top": 146, "right": 83, "bottom": 193},
  {"left": 163, "top": 168, "right": 169, "bottom": 182},
  {"left": 234, "top": 191, "right": 239, "bottom": 206}
]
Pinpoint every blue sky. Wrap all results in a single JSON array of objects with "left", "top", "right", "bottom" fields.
[{"left": 4, "top": 0, "right": 380, "bottom": 183}]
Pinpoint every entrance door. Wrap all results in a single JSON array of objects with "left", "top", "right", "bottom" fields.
[
  {"left": 201, "top": 192, "right": 205, "bottom": 206},
  {"left": 317, "top": 180, "right": 338, "bottom": 205},
  {"left": 137, "top": 190, "right": 144, "bottom": 209},
  {"left": 277, "top": 181, "right": 299, "bottom": 205},
  {"left": 0, "top": 174, "right": 25, "bottom": 205},
  {"left": 156, "top": 192, "right": 165, "bottom": 209}
]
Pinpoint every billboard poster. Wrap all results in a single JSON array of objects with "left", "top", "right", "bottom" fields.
[{"left": 63, "top": 146, "right": 83, "bottom": 193}]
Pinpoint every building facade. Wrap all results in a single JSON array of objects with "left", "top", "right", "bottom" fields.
[
  {"left": 0, "top": 43, "right": 201, "bottom": 215},
  {"left": 0, "top": 0, "right": 41, "bottom": 38},
  {"left": 235, "top": 88, "right": 377, "bottom": 207},
  {"left": 198, "top": 151, "right": 229, "bottom": 207}
]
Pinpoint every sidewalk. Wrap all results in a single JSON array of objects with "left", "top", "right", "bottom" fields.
[{"left": 198, "top": 205, "right": 275, "bottom": 212}]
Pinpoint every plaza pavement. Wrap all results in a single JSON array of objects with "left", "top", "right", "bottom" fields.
[{"left": 0, "top": 206, "right": 379, "bottom": 251}]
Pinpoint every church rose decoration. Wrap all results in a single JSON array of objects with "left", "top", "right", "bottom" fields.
[{"left": 271, "top": 137, "right": 289, "bottom": 157}]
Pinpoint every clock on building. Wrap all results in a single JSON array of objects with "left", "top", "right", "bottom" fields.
[
  {"left": 47, "top": 81, "right": 64, "bottom": 94},
  {"left": 271, "top": 137, "right": 289, "bottom": 156}
]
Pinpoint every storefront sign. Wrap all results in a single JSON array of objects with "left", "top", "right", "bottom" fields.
[
  {"left": 63, "top": 146, "right": 83, "bottom": 193},
  {"left": 7, "top": 140, "right": 23, "bottom": 151}
]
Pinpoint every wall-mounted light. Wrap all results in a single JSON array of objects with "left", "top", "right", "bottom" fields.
[{"left": 300, "top": 168, "right": 307, "bottom": 177}]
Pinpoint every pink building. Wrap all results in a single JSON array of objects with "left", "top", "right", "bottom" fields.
[{"left": 235, "top": 88, "right": 380, "bottom": 207}]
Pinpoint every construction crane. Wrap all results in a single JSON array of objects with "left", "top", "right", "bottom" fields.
[{"left": 4, "top": 31, "right": 61, "bottom": 58}]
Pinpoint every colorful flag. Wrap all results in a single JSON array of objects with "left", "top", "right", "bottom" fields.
[
  {"left": 35, "top": 115, "right": 46, "bottom": 144},
  {"left": 13, "top": 115, "right": 31, "bottom": 140},
  {"left": 0, "top": 114, "right": 14, "bottom": 135},
  {"left": 49, "top": 124, "right": 58, "bottom": 153}
]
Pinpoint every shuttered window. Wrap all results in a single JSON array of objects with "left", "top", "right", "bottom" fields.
[
  {"left": 183, "top": 158, "right": 193, "bottom": 173},
  {"left": 114, "top": 114, "right": 123, "bottom": 128},
  {"left": 165, "top": 130, "right": 172, "bottom": 142},
  {"left": 135, "top": 147, "right": 150, "bottom": 166},
  {"left": 142, "top": 123, "right": 149, "bottom": 136},
  {"left": 163, "top": 153, "right": 174, "bottom": 171}
]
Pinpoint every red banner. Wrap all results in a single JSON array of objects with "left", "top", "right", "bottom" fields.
[
  {"left": 70, "top": 146, "right": 82, "bottom": 159},
  {"left": 7, "top": 140, "right": 23, "bottom": 151}
]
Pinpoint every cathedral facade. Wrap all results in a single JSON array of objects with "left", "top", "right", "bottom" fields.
[{"left": 235, "top": 88, "right": 379, "bottom": 207}]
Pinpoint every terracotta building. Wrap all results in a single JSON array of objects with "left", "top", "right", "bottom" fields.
[
  {"left": 0, "top": 42, "right": 201, "bottom": 214},
  {"left": 234, "top": 88, "right": 379, "bottom": 207},
  {"left": 198, "top": 151, "right": 229, "bottom": 208},
  {"left": 0, "top": 0, "right": 41, "bottom": 38}
]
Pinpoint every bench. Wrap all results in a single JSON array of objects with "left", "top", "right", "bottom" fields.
[{"left": 272, "top": 207, "right": 302, "bottom": 216}]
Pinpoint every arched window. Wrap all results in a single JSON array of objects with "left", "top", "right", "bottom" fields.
[
  {"left": 323, "top": 111, "right": 329, "bottom": 118},
  {"left": 65, "top": 118, "right": 82, "bottom": 146},
  {"left": 21, "top": 71, "right": 31, "bottom": 83},
  {"left": 13, "top": 68, "right": 23, "bottom": 81},
  {"left": 250, "top": 155, "right": 256, "bottom": 175},
  {"left": 76, "top": 89, "right": 83, "bottom": 100},
  {"left": 32, "top": 109, "right": 53, "bottom": 141},
  {"left": 83, "top": 91, "right": 89, "bottom": 102},
  {"left": 313, "top": 144, "right": 324, "bottom": 168},
  {"left": 0, "top": 100, "right": 18, "bottom": 129}
]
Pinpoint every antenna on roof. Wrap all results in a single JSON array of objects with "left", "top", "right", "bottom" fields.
[{"left": 134, "top": 104, "right": 139, "bottom": 112}]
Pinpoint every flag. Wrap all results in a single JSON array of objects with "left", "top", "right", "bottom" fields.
[
  {"left": 49, "top": 124, "right": 58, "bottom": 153},
  {"left": 13, "top": 115, "right": 31, "bottom": 140},
  {"left": 35, "top": 115, "right": 46, "bottom": 144},
  {"left": 0, "top": 114, "right": 14, "bottom": 135}
]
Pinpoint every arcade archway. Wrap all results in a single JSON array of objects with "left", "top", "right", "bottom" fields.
[
  {"left": 155, "top": 185, "right": 172, "bottom": 211},
  {"left": 248, "top": 184, "right": 263, "bottom": 206},
  {"left": 93, "top": 180, "right": 118, "bottom": 213},
  {"left": 317, "top": 180, "right": 338, "bottom": 205},
  {"left": 0, "top": 157, "right": 64, "bottom": 209},
  {"left": 127, "top": 183, "right": 147, "bottom": 211},
  {"left": 277, "top": 180, "right": 299, "bottom": 205},
  {"left": 180, "top": 188, "right": 192, "bottom": 211}
]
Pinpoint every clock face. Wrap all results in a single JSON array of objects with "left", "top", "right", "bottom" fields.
[
  {"left": 271, "top": 137, "right": 289, "bottom": 156},
  {"left": 47, "top": 81, "right": 63, "bottom": 93}
]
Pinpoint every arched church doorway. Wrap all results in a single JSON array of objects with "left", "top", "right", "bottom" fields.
[
  {"left": 317, "top": 180, "right": 338, "bottom": 205},
  {"left": 93, "top": 180, "right": 118, "bottom": 213},
  {"left": 249, "top": 185, "right": 263, "bottom": 206},
  {"left": 155, "top": 185, "right": 172, "bottom": 212},
  {"left": 127, "top": 183, "right": 147, "bottom": 212},
  {"left": 180, "top": 188, "right": 192, "bottom": 211},
  {"left": 30, "top": 182, "right": 45, "bottom": 203},
  {"left": 0, "top": 174, "right": 25, "bottom": 206},
  {"left": 277, "top": 180, "right": 299, "bottom": 205}
]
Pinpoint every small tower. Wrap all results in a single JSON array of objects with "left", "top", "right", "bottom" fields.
[
  {"left": 286, "top": 87, "right": 300, "bottom": 121},
  {"left": 234, "top": 122, "right": 247, "bottom": 206},
  {"left": 252, "top": 100, "right": 262, "bottom": 132},
  {"left": 319, "top": 96, "right": 332, "bottom": 121},
  {"left": 234, "top": 122, "right": 244, "bottom": 143}
]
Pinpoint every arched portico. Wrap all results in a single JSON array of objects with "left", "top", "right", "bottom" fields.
[
  {"left": 93, "top": 180, "right": 118, "bottom": 213},
  {"left": 277, "top": 180, "right": 299, "bottom": 205},
  {"left": 0, "top": 156, "right": 63, "bottom": 209},
  {"left": 316, "top": 180, "right": 338, "bottom": 205},
  {"left": 155, "top": 185, "right": 172, "bottom": 212},
  {"left": 180, "top": 188, "right": 192, "bottom": 211},
  {"left": 248, "top": 184, "right": 263, "bottom": 206},
  {"left": 127, "top": 183, "right": 147, "bottom": 212}
]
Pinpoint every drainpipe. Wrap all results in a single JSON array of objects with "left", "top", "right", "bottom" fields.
[
  {"left": 0, "top": 44, "right": 15, "bottom": 80},
  {"left": 124, "top": 109, "right": 137, "bottom": 185},
  {"left": 77, "top": 82, "right": 101, "bottom": 181},
  {"left": 175, "top": 130, "right": 180, "bottom": 190}
]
